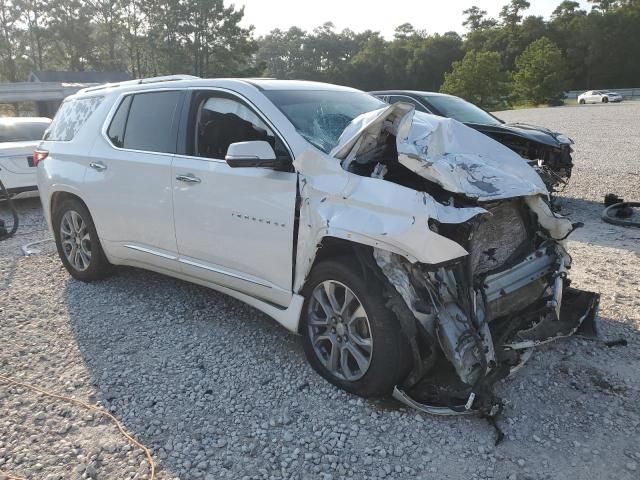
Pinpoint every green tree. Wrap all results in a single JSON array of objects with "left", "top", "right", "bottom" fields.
[
  {"left": 0, "top": 0, "right": 22, "bottom": 81},
  {"left": 406, "top": 32, "right": 464, "bottom": 91},
  {"left": 440, "top": 50, "right": 510, "bottom": 108},
  {"left": 343, "top": 33, "right": 389, "bottom": 90},
  {"left": 513, "top": 37, "right": 567, "bottom": 104},
  {"left": 500, "top": 0, "right": 531, "bottom": 27},
  {"left": 47, "top": 0, "right": 95, "bottom": 70},
  {"left": 463, "top": 6, "right": 497, "bottom": 30},
  {"left": 552, "top": 1, "right": 586, "bottom": 18},
  {"left": 588, "top": 0, "right": 620, "bottom": 11}
]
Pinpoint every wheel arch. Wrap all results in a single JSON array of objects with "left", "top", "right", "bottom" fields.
[
  {"left": 50, "top": 190, "right": 90, "bottom": 218},
  {"left": 297, "top": 236, "right": 403, "bottom": 334}
]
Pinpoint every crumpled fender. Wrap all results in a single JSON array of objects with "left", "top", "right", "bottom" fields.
[{"left": 292, "top": 147, "right": 486, "bottom": 292}]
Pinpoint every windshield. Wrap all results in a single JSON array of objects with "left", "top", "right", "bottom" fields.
[
  {"left": 0, "top": 121, "right": 50, "bottom": 142},
  {"left": 264, "top": 89, "right": 385, "bottom": 153},
  {"left": 422, "top": 95, "right": 501, "bottom": 125}
]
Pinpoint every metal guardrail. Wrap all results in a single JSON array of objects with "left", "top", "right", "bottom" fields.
[
  {"left": 0, "top": 82, "right": 94, "bottom": 103},
  {"left": 565, "top": 88, "right": 640, "bottom": 99}
]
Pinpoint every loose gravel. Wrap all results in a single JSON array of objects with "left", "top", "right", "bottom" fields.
[{"left": 1, "top": 102, "right": 639, "bottom": 480}]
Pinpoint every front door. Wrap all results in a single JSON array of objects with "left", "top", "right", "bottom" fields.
[{"left": 172, "top": 90, "right": 297, "bottom": 306}]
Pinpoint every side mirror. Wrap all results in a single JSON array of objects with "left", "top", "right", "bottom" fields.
[{"left": 225, "top": 141, "right": 281, "bottom": 168}]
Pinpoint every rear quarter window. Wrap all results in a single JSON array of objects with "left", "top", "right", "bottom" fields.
[{"left": 44, "top": 96, "right": 104, "bottom": 141}]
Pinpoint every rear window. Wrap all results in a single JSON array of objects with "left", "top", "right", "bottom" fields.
[
  {"left": 108, "top": 91, "right": 181, "bottom": 153},
  {"left": 44, "top": 96, "right": 104, "bottom": 141},
  {"left": 0, "top": 121, "right": 50, "bottom": 142}
]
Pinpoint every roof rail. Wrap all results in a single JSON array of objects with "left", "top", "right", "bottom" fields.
[
  {"left": 80, "top": 74, "right": 200, "bottom": 93},
  {"left": 138, "top": 74, "right": 199, "bottom": 84}
]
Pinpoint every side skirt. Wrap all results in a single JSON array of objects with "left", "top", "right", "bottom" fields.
[{"left": 110, "top": 257, "right": 305, "bottom": 333}]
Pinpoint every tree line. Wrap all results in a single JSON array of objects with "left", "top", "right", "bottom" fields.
[{"left": 0, "top": 0, "right": 639, "bottom": 107}]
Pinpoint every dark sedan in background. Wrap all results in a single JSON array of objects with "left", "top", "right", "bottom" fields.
[{"left": 370, "top": 90, "right": 574, "bottom": 192}]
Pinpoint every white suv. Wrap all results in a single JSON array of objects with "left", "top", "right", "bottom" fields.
[{"left": 37, "top": 76, "right": 598, "bottom": 413}]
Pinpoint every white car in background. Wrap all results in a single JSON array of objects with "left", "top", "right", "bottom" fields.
[
  {"left": 0, "top": 117, "right": 51, "bottom": 196},
  {"left": 577, "top": 90, "right": 623, "bottom": 104}
]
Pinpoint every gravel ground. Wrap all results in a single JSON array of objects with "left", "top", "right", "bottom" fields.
[{"left": 1, "top": 102, "right": 639, "bottom": 480}]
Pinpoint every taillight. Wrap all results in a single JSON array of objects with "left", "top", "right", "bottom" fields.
[{"left": 33, "top": 149, "right": 49, "bottom": 166}]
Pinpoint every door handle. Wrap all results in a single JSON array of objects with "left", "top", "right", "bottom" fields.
[
  {"left": 89, "top": 161, "right": 107, "bottom": 171},
  {"left": 176, "top": 173, "right": 201, "bottom": 184}
]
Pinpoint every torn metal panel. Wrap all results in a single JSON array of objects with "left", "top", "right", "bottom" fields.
[{"left": 292, "top": 146, "right": 486, "bottom": 292}]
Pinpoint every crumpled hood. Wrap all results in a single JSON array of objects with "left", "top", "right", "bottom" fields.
[{"left": 331, "top": 103, "right": 549, "bottom": 201}]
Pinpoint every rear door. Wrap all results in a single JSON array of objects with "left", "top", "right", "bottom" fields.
[
  {"left": 171, "top": 89, "right": 297, "bottom": 306},
  {"left": 84, "top": 90, "right": 183, "bottom": 269}
]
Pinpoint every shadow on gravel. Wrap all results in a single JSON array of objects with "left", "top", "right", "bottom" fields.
[
  {"left": 63, "top": 266, "right": 313, "bottom": 479},
  {"left": 556, "top": 196, "right": 640, "bottom": 254}
]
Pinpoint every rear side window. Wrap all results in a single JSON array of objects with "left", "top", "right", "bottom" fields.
[
  {"left": 45, "top": 96, "right": 103, "bottom": 141},
  {"left": 107, "top": 96, "right": 132, "bottom": 148},
  {"left": 109, "top": 91, "right": 181, "bottom": 153},
  {"left": 389, "top": 95, "right": 428, "bottom": 113}
]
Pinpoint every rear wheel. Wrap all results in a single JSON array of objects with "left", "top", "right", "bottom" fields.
[
  {"left": 53, "top": 198, "right": 112, "bottom": 281},
  {"left": 602, "top": 96, "right": 608, "bottom": 103},
  {"left": 301, "top": 258, "right": 410, "bottom": 398}
]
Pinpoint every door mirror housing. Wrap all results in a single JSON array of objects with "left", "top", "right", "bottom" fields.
[{"left": 225, "top": 141, "right": 283, "bottom": 168}]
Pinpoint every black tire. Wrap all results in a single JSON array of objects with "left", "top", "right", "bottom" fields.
[
  {"left": 602, "top": 96, "right": 608, "bottom": 103},
  {"left": 301, "top": 257, "right": 411, "bottom": 398},
  {"left": 579, "top": 99, "right": 585, "bottom": 105},
  {"left": 52, "top": 197, "right": 112, "bottom": 281}
]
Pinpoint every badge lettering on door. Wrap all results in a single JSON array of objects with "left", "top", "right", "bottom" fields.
[{"left": 231, "top": 212, "right": 287, "bottom": 228}]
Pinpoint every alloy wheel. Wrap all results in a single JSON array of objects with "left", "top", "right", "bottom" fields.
[
  {"left": 307, "top": 280, "right": 373, "bottom": 381},
  {"left": 60, "top": 210, "right": 92, "bottom": 271}
]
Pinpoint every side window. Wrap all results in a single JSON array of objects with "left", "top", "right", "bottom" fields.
[
  {"left": 107, "top": 95, "right": 132, "bottom": 148},
  {"left": 191, "top": 93, "right": 291, "bottom": 162},
  {"left": 390, "top": 95, "right": 428, "bottom": 113},
  {"left": 44, "top": 96, "right": 104, "bottom": 141},
  {"left": 121, "top": 91, "right": 181, "bottom": 153}
]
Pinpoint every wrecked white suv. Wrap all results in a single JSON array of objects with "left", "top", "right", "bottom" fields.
[{"left": 37, "top": 77, "right": 599, "bottom": 415}]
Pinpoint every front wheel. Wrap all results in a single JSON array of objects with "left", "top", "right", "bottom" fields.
[
  {"left": 52, "top": 197, "right": 112, "bottom": 281},
  {"left": 579, "top": 99, "right": 585, "bottom": 105},
  {"left": 301, "top": 258, "right": 410, "bottom": 398},
  {"left": 602, "top": 96, "right": 609, "bottom": 103}
]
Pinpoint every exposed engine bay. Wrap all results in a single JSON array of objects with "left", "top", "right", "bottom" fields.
[{"left": 295, "top": 102, "right": 600, "bottom": 418}]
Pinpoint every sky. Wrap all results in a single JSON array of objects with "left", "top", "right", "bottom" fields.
[{"left": 227, "top": 0, "right": 591, "bottom": 38}]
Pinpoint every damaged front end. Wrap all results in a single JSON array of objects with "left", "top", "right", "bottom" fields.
[
  {"left": 296, "top": 102, "right": 599, "bottom": 416},
  {"left": 375, "top": 208, "right": 599, "bottom": 415}
]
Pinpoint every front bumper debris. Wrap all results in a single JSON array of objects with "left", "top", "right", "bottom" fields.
[
  {"left": 505, "top": 287, "right": 600, "bottom": 350},
  {"left": 392, "top": 386, "right": 478, "bottom": 416},
  {"left": 393, "top": 287, "right": 600, "bottom": 417}
]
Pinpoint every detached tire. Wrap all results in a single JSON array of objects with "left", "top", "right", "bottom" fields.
[
  {"left": 301, "top": 258, "right": 410, "bottom": 398},
  {"left": 52, "top": 197, "right": 112, "bottom": 281}
]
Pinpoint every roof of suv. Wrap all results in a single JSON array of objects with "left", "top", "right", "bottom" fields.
[{"left": 73, "top": 75, "right": 360, "bottom": 99}]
